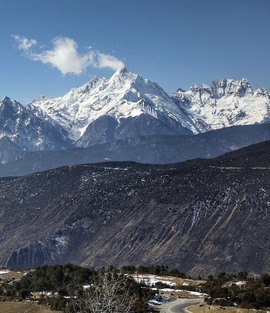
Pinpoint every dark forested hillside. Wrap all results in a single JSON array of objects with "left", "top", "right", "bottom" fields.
[{"left": 0, "top": 141, "right": 270, "bottom": 276}]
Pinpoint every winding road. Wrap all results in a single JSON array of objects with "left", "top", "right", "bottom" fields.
[{"left": 160, "top": 298, "right": 201, "bottom": 313}]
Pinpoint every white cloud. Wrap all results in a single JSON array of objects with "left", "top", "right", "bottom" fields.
[
  {"left": 12, "top": 35, "right": 37, "bottom": 51},
  {"left": 12, "top": 35, "right": 125, "bottom": 75},
  {"left": 97, "top": 52, "right": 125, "bottom": 71},
  {"left": 31, "top": 37, "right": 95, "bottom": 75}
]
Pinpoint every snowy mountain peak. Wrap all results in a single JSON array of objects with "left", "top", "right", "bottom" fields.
[
  {"left": 211, "top": 78, "right": 253, "bottom": 97},
  {"left": 1, "top": 96, "right": 21, "bottom": 107},
  {"left": 1, "top": 71, "right": 270, "bottom": 164},
  {"left": 0, "top": 97, "right": 24, "bottom": 117},
  {"left": 111, "top": 66, "right": 132, "bottom": 78},
  {"left": 114, "top": 66, "right": 129, "bottom": 75},
  {"left": 186, "top": 78, "right": 253, "bottom": 98},
  {"left": 108, "top": 67, "right": 142, "bottom": 90},
  {"left": 30, "top": 69, "right": 193, "bottom": 141},
  {"left": 173, "top": 78, "right": 270, "bottom": 133},
  {"left": 28, "top": 72, "right": 270, "bottom": 142},
  {"left": 1, "top": 96, "right": 14, "bottom": 102},
  {"left": 0, "top": 96, "right": 71, "bottom": 161}
]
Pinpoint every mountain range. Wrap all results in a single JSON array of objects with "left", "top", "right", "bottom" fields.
[
  {"left": 1, "top": 68, "right": 270, "bottom": 175},
  {"left": 1, "top": 69, "right": 270, "bottom": 275}
]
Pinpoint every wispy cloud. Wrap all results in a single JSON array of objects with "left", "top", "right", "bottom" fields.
[
  {"left": 12, "top": 35, "right": 37, "bottom": 51},
  {"left": 12, "top": 35, "right": 125, "bottom": 75}
]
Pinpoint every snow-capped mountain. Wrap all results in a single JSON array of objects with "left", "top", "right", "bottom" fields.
[
  {"left": 29, "top": 68, "right": 194, "bottom": 145},
  {"left": 0, "top": 96, "right": 71, "bottom": 163},
  {"left": 29, "top": 71, "right": 270, "bottom": 147},
  {"left": 173, "top": 78, "right": 270, "bottom": 133},
  {"left": 1, "top": 69, "right": 270, "bottom": 166}
]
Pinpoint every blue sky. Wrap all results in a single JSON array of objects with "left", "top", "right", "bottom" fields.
[{"left": 1, "top": 0, "right": 270, "bottom": 104}]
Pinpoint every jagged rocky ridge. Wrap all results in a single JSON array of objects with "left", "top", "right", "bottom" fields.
[
  {"left": 172, "top": 78, "right": 270, "bottom": 133},
  {"left": 1, "top": 141, "right": 270, "bottom": 276}
]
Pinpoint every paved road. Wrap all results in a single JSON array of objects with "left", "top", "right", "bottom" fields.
[{"left": 160, "top": 298, "right": 201, "bottom": 313}]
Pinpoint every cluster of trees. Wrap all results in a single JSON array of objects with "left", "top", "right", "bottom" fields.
[
  {"left": 0, "top": 264, "right": 155, "bottom": 313},
  {"left": 5, "top": 264, "right": 270, "bottom": 312},
  {"left": 120, "top": 264, "right": 186, "bottom": 278},
  {"left": 202, "top": 271, "right": 270, "bottom": 309}
]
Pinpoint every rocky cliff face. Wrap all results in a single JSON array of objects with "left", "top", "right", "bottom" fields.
[{"left": 1, "top": 141, "right": 270, "bottom": 276}]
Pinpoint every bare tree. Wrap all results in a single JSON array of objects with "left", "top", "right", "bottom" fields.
[{"left": 75, "top": 270, "right": 136, "bottom": 313}]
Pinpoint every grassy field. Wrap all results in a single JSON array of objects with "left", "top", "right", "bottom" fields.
[
  {"left": 0, "top": 270, "right": 27, "bottom": 281},
  {"left": 188, "top": 302, "right": 267, "bottom": 313},
  {"left": 0, "top": 302, "right": 62, "bottom": 313},
  {"left": 174, "top": 277, "right": 205, "bottom": 286}
]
